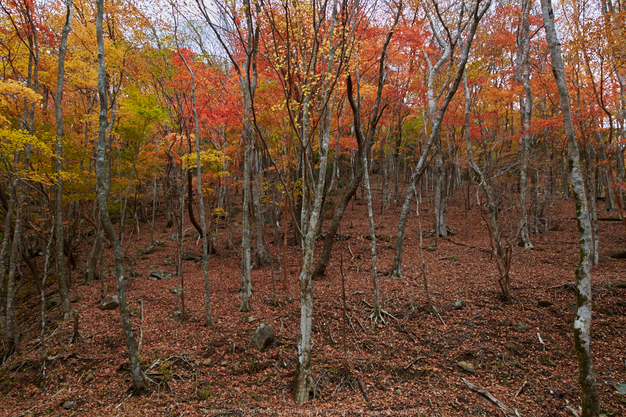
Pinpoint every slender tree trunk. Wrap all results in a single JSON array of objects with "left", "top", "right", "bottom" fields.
[
  {"left": 252, "top": 149, "right": 271, "bottom": 267},
  {"left": 86, "top": 216, "right": 103, "bottom": 283},
  {"left": 587, "top": 144, "right": 599, "bottom": 265},
  {"left": 177, "top": 41, "right": 212, "bottom": 326},
  {"left": 0, "top": 178, "right": 16, "bottom": 348},
  {"left": 433, "top": 143, "right": 447, "bottom": 237},
  {"left": 311, "top": 7, "right": 401, "bottom": 281},
  {"left": 118, "top": 156, "right": 136, "bottom": 246},
  {"left": 516, "top": 0, "right": 534, "bottom": 249},
  {"left": 364, "top": 152, "right": 381, "bottom": 320},
  {"left": 96, "top": 0, "right": 148, "bottom": 393},
  {"left": 54, "top": 0, "right": 74, "bottom": 319},
  {"left": 464, "top": 74, "right": 512, "bottom": 302},
  {"left": 390, "top": 0, "right": 491, "bottom": 279},
  {"left": 240, "top": 88, "right": 254, "bottom": 312},
  {"left": 541, "top": 1, "right": 600, "bottom": 414},
  {"left": 4, "top": 179, "right": 24, "bottom": 354}
]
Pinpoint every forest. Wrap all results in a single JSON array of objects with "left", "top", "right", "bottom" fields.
[{"left": 0, "top": 0, "right": 625, "bottom": 415}]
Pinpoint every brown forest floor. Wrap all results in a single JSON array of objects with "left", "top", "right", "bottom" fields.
[{"left": 2, "top": 180, "right": 626, "bottom": 416}]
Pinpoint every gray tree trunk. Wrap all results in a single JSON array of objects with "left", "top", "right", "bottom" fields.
[
  {"left": 390, "top": 0, "right": 491, "bottom": 279},
  {"left": 3, "top": 177, "right": 25, "bottom": 354},
  {"left": 464, "top": 74, "right": 512, "bottom": 302},
  {"left": 516, "top": 0, "right": 534, "bottom": 249},
  {"left": 364, "top": 153, "right": 381, "bottom": 319},
  {"left": 433, "top": 144, "right": 447, "bottom": 237},
  {"left": 175, "top": 36, "right": 212, "bottom": 325},
  {"left": 252, "top": 149, "right": 271, "bottom": 267},
  {"left": 239, "top": 85, "right": 254, "bottom": 312},
  {"left": 54, "top": 0, "right": 74, "bottom": 319},
  {"left": 540, "top": 0, "right": 600, "bottom": 414},
  {"left": 588, "top": 144, "right": 599, "bottom": 265},
  {"left": 96, "top": 0, "right": 148, "bottom": 393}
]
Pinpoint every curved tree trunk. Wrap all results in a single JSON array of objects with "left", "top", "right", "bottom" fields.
[
  {"left": 540, "top": 0, "right": 600, "bottom": 414},
  {"left": 54, "top": 0, "right": 74, "bottom": 319},
  {"left": 390, "top": 0, "right": 491, "bottom": 279},
  {"left": 96, "top": 0, "right": 148, "bottom": 393}
]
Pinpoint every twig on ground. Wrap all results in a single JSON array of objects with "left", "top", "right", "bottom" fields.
[
  {"left": 313, "top": 369, "right": 327, "bottom": 400},
  {"left": 115, "top": 392, "right": 132, "bottom": 409},
  {"left": 537, "top": 333, "right": 546, "bottom": 351},
  {"left": 444, "top": 238, "right": 491, "bottom": 253},
  {"left": 512, "top": 278, "right": 537, "bottom": 289},
  {"left": 357, "top": 378, "right": 369, "bottom": 402},
  {"left": 404, "top": 356, "right": 425, "bottom": 370},
  {"left": 547, "top": 282, "right": 575, "bottom": 290},
  {"left": 328, "top": 322, "right": 336, "bottom": 344},
  {"left": 518, "top": 300, "right": 548, "bottom": 317},
  {"left": 432, "top": 305, "right": 446, "bottom": 327},
  {"left": 461, "top": 378, "right": 520, "bottom": 417},
  {"left": 33, "top": 325, "right": 61, "bottom": 351},
  {"left": 514, "top": 381, "right": 527, "bottom": 398},
  {"left": 347, "top": 315, "right": 358, "bottom": 336},
  {"left": 354, "top": 316, "right": 366, "bottom": 332}
]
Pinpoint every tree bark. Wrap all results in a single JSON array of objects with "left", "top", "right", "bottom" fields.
[
  {"left": 390, "top": 0, "right": 491, "bottom": 279},
  {"left": 239, "top": 85, "right": 254, "bottom": 312},
  {"left": 516, "top": 0, "right": 534, "bottom": 249},
  {"left": 54, "top": 0, "right": 74, "bottom": 319},
  {"left": 311, "top": 5, "right": 400, "bottom": 281},
  {"left": 96, "top": 0, "right": 148, "bottom": 393},
  {"left": 176, "top": 38, "right": 212, "bottom": 326},
  {"left": 464, "top": 74, "right": 512, "bottom": 302},
  {"left": 252, "top": 148, "right": 271, "bottom": 267},
  {"left": 540, "top": 0, "right": 600, "bottom": 414}
]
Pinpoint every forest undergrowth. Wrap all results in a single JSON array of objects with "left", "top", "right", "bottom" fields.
[{"left": 1, "top": 183, "right": 625, "bottom": 416}]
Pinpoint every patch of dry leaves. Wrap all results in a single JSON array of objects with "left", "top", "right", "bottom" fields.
[{"left": 2, "top": 186, "right": 625, "bottom": 416}]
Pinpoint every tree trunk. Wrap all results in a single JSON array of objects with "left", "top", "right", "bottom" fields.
[
  {"left": 252, "top": 149, "right": 271, "bottom": 267},
  {"left": 433, "top": 143, "right": 447, "bottom": 237},
  {"left": 3, "top": 179, "right": 24, "bottom": 354},
  {"left": 364, "top": 152, "right": 381, "bottom": 319},
  {"left": 96, "top": 0, "right": 148, "bottom": 393},
  {"left": 175, "top": 36, "right": 211, "bottom": 324},
  {"left": 464, "top": 74, "right": 512, "bottom": 302},
  {"left": 540, "top": 0, "right": 600, "bottom": 414},
  {"left": 586, "top": 139, "right": 599, "bottom": 265},
  {"left": 54, "top": 0, "right": 74, "bottom": 319},
  {"left": 516, "top": 0, "right": 534, "bottom": 249},
  {"left": 390, "top": 0, "right": 491, "bottom": 279},
  {"left": 239, "top": 80, "right": 254, "bottom": 311}
]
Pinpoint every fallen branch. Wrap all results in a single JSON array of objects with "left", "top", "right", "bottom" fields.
[
  {"left": 357, "top": 378, "right": 369, "bottom": 402},
  {"left": 432, "top": 304, "right": 446, "bottom": 327},
  {"left": 537, "top": 333, "right": 545, "bottom": 351},
  {"left": 404, "top": 356, "right": 425, "bottom": 370},
  {"left": 328, "top": 322, "right": 336, "bottom": 344},
  {"left": 444, "top": 238, "right": 491, "bottom": 253},
  {"left": 514, "top": 380, "right": 527, "bottom": 398},
  {"left": 547, "top": 282, "right": 575, "bottom": 290},
  {"left": 461, "top": 378, "right": 520, "bottom": 417}
]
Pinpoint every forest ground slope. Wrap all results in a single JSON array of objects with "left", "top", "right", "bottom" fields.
[{"left": 2, "top": 183, "right": 626, "bottom": 416}]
